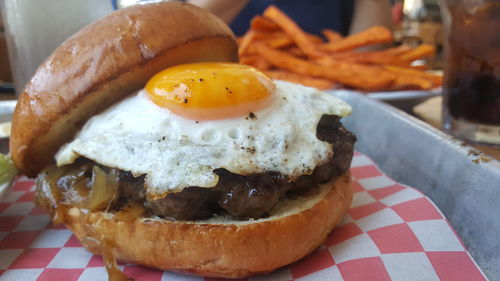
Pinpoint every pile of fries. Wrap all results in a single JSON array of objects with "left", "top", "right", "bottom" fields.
[{"left": 238, "top": 5, "right": 442, "bottom": 91}]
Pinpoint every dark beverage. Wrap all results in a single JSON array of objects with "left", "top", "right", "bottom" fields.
[{"left": 441, "top": 1, "right": 500, "bottom": 145}]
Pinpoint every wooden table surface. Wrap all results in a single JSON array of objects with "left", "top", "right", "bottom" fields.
[{"left": 413, "top": 96, "right": 500, "bottom": 160}]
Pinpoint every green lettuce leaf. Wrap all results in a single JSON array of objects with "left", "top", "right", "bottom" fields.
[{"left": 0, "top": 154, "right": 18, "bottom": 186}]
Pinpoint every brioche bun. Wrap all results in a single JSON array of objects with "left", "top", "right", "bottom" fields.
[
  {"left": 63, "top": 172, "right": 352, "bottom": 278},
  {"left": 10, "top": 2, "right": 238, "bottom": 177}
]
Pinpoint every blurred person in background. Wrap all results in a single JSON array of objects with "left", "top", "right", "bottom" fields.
[
  {"left": 188, "top": 0, "right": 393, "bottom": 36},
  {"left": 391, "top": 0, "right": 404, "bottom": 26}
]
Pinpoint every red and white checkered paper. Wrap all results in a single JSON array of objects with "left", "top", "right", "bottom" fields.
[{"left": 0, "top": 151, "right": 487, "bottom": 281}]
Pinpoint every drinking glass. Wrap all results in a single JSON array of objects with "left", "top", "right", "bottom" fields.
[
  {"left": 440, "top": 0, "right": 500, "bottom": 146},
  {"left": 0, "top": 0, "right": 113, "bottom": 94}
]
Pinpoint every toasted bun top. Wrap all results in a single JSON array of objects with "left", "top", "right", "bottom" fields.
[{"left": 10, "top": 2, "right": 238, "bottom": 177}]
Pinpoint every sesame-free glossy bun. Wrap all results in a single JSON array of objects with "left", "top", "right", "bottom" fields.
[
  {"left": 63, "top": 172, "right": 352, "bottom": 278},
  {"left": 10, "top": 2, "right": 238, "bottom": 177}
]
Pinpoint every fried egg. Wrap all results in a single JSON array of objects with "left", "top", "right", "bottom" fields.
[{"left": 56, "top": 63, "right": 351, "bottom": 197}]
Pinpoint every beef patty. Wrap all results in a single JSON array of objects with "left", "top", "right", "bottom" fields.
[{"left": 36, "top": 115, "right": 355, "bottom": 220}]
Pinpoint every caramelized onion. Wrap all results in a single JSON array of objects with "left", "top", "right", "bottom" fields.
[
  {"left": 35, "top": 165, "right": 67, "bottom": 225},
  {"left": 36, "top": 163, "right": 120, "bottom": 215},
  {"left": 81, "top": 167, "right": 119, "bottom": 211},
  {"left": 114, "top": 203, "right": 145, "bottom": 222},
  {"left": 101, "top": 240, "right": 132, "bottom": 281}
]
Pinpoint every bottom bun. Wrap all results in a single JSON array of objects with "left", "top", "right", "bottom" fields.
[{"left": 64, "top": 172, "right": 353, "bottom": 278}]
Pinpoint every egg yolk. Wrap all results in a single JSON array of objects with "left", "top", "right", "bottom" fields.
[{"left": 145, "top": 63, "right": 276, "bottom": 120}]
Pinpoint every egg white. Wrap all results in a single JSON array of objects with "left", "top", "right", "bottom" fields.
[{"left": 56, "top": 81, "right": 352, "bottom": 197}]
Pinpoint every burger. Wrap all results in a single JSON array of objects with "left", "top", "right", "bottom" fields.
[{"left": 10, "top": 2, "right": 356, "bottom": 279}]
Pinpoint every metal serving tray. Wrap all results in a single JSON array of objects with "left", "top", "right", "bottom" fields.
[
  {"left": 367, "top": 88, "right": 441, "bottom": 113},
  {"left": 332, "top": 90, "right": 500, "bottom": 280}
]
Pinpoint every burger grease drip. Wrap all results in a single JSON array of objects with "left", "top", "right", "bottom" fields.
[{"left": 77, "top": 211, "right": 131, "bottom": 281}]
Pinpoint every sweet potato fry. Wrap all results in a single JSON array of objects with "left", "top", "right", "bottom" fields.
[
  {"left": 253, "top": 42, "right": 323, "bottom": 76},
  {"left": 267, "top": 37, "right": 293, "bottom": 48},
  {"left": 356, "top": 55, "right": 408, "bottom": 67},
  {"left": 254, "top": 58, "right": 272, "bottom": 70},
  {"left": 254, "top": 42, "right": 394, "bottom": 90},
  {"left": 383, "top": 65, "right": 442, "bottom": 86},
  {"left": 239, "top": 55, "right": 257, "bottom": 65},
  {"left": 307, "top": 34, "right": 325, "bottom": 45},
  {"left": 400, "top": 44, "right": 435, "bottom": 62},
  {"left": 320, "top": 26, "right": 393, "bottom": 53},
  {"left": 322, "top": 29, "right": 343, "bottom": 43},
  {"left": 238, "top": 8, "right": 438, "bottom": 92},
  {"left": 389, "top": 73, "right": 434, "bottom": 90},
  {"left": 250, "top": 16, "right": 280, "bottom": 32},
  {"left": 283, "top": 46, "right": 307, "bottom": 58},
  {"left": 250, "top": 31, "right": 294, "bottom": 48},
  {"left": 238, "top": 31, "right": 257, "bottom": 56},
  {"left": 379, "top": 45, "right": 412, "bottom": 56},
  {"left": 240, "top": 55, "right": 273, "bottom": 70},
  {"left": 330, "top": 51, "right": 410, "bottom": 67},
  {"left": 263, "top": 5, "right": 324, "bottom": 58},
  {"left": 258, "top": 33, "right": 294, "bottom": 48},
  {"left": 264, "top": 70, "right": 337, "bottom": 90},
  {"left": 252, "top": 31, "right": 284, "bottom": 40},
  {"left": 315, "top": 56, "right": 396, "bottom": 90}
]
